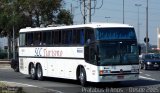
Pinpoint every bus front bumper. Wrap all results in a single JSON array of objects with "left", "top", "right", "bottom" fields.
[{"left": 98, "top": 74, "right": 139, "bottom": 82}]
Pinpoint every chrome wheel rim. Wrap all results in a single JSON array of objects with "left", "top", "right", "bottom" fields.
[
  {"left": 31, "top": 67, "right": 35, "bottom": 75},
  {"left": 79, "top": 72, "right": 84, "bottom": 83},
  {"left": 37, "top": 67, "right": 41, "bottom": 78}
]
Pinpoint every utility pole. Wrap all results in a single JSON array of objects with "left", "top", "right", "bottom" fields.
[
  {"left": 123, "top": 0, "right": 125, "bottom": 24},
  {"left": 135, "top": 4, "right": 141, "bottom": 43},
  {"left": 13, "top": 22, "right": 15, "bottom": 59},
  {"left": 70, "top": 3, "right": 73, "bottom": 15},
  {"left": 11, "top": 0, "right": 15, "bottom": 59},
  {"left": 146, "top": 0, "right": 149, "bottom": 53},
  {"left": 13, "top": 9, "right": 15, "bottom": 59},
  {"left": 80, "top": 0, "right": 103, "bottom": 23},
  {"left": 83, "top": 0, "right": 86, "bottom": 24},
  {"left": 88, "top": 0, "right": 91, "bottom": 23}
]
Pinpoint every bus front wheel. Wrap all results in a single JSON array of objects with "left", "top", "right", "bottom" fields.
[
  {"left": 36, "top": 64, "right": 43, "bottom": 80},
  {"left": 79, "top": 68, "right": 87, "bottom": 86},
  {"left": 30, "top": 64, "right": 36, "bottom": 80}
]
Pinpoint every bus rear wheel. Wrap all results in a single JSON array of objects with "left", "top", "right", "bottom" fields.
[
  {"left": 36, "top": 64, "right": 43, "bottom": 80},
  {"left": 30, "top": 64, "right": 36, "bottom": 80},
  {"left": 79, "top": 68, "right": 87, "bottom": 86}
]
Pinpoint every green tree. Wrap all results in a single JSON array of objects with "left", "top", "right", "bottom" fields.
[
  {"left": 0, "top": 0, "right": 31, "bottom": 59},
  {"left": 16, "top": 0, "right": 72, "bottom": 27},
  {"left": 0, "top": 0, "right": 73, "bottom": 59},
  {"left": 57, "top": 9, "right": 73, "bottom": 25},
  {"left": 0, "top": 0, "right": 73, "bottom": 37}
]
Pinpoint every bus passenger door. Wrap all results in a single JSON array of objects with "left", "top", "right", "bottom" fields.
[
  {"left": 84, "top": 44, "right": 97, "bottom": 81},
  {"left": 84, "top": 44, "right": 97, "bottom": 65}
]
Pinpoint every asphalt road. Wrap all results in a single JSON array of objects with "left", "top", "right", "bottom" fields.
[{"left": 0, "top": 67, "right": 160, "bottom": 93}]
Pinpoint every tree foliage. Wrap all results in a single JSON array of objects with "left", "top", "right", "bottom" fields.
[
  {"left": 0, "top": 0, "right": 73, "bottom": 37},
  {"left": 57, "top": 9, "right": 73, "bottom": 25}
]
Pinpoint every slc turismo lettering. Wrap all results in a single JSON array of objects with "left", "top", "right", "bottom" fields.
[{"left": 35, "top": 48, "right": 63, "bottom": 57}]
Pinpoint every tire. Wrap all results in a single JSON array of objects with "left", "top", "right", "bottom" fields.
[
  {"left": 36, "top": 64, "right": 43, "bottom": 81},
  {"left": 29, "top": 64, "right": 37, "bottom": 80},
  {"left": 79, "top": 67, "right": 87, "bottom": 86}
]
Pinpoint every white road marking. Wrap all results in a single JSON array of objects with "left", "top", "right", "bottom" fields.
[
  {"left": 145, "top": 74, "right": 151, "bottom": 77},
  {"left": 0, "top": 67, "right": 11, "bottom": 69},
  {"left": 1, "top": 81, "right": 63, "bottom": 93},
  {"left": 139, "top": 76, "right": 156, "bottom": 81}
]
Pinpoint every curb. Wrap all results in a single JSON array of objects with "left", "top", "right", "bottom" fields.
[
  {"left": 0, "top": 61, "right": 10, "bottom": 64},
  {"left": 0, "top": 60, "right": 11, "bottom": 69}
]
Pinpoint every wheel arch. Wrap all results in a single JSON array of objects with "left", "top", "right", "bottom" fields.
[
  {"left": 36, "top": 62, "right": 41, "bottom": 68},
  {"left": 28, "top": 62, "right": 34, "bottom": 74}
]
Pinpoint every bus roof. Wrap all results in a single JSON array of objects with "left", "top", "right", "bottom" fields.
[{"left": 19, "top": 22, "right": 134, "bottom": 33}]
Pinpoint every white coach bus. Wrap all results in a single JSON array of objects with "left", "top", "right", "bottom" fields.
[{"left": 19, "top": 23, "right": 140, "bottom": 86}]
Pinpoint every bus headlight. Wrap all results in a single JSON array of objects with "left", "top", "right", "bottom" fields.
[{"left": 99, "top": 70, "right": 111, "bottom": 75}]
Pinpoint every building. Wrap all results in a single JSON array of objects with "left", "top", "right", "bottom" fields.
[{"left": 0, "top": 37, "right": 8, "bottom": 50}]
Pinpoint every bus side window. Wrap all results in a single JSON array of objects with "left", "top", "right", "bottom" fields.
[
  {"left": 42, "top": 32, "right": 46, "bottom": 45},
  {"left": 80, "top": 29, "right": 84, "bottom": 45},
  {"left": 66, "top": 30, "right": 72, "bottom": 45},
  {"left": 19, "top": 33, "right": 25, "bottom": 46},
  {"left": 52, "top": 31, "right": 54, "bottom": 45},
  {"left": 54, "top": 30, "right": 61, "bottom": 45},
  {"left": 46, "top": 31, "right": 52, "bottom": 45},
  {"left": 72, "top": 29, "right": 77, "bottom": 44},
  {"left": 25, "top": 33, "right": 33, "bottom": 46},
  {"left": 62, "top": 30, "right": 71, "bottom": 45},
  {"left": 53, "top": 31, "right": 58, "bottom": 44},
  {"left": 85, "top": 28, "right": 95, "bottom": 44},
  {"left": 72, "top": 29, "right": 84, "bottom": 45},
  {"left": 34, "top": 32, "right": 42, "bottom": 45},
  {"left": 42, "top": 31, "right": 52, "bottom": 45}
]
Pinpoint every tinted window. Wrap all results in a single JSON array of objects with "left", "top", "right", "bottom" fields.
[
  {"left": 53, "top": 30, "right": 61, "bottom": 45},
  {"left": 73, "top": 29, "right": 84, "bottom": 45},
  {"left": 19, "top": 33, "right": 25, "bottom": 46},
  {"left": 42, "top": 31, "right": 52, "bottom": 45},
  {"left": 96, "top": 28, "right": 136, "bottom": 40},
  {"left": 20, "top": 28, "right": 86, "bottom": 46},
  {"left": 33, "top": 32, "right": 42, "bottom": 45},
  {"left": 85, "top": 28, "right": 95, "bottom": 44},
  {"left": 62, "top": 30, "right": 72, "bottom": 45},
  {"left": 26, "top": 33, "right": 33, "bottom": 46}
]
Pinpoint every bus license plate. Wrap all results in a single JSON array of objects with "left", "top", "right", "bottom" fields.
[{"left": 117, "top": 75, "right": 124, "bottom": 79}]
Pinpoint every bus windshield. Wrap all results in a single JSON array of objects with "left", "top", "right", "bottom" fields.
[
  {"left": 98, "top": 41, "right": 139, "bottom": 66},
  {"left": 95, "top": 28, "right": 138, "bottom": 66},
  {"left": 96, "top": 28, "right": 136, "bottom": 40}
]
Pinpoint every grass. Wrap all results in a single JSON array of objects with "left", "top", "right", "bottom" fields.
[
  {"left": 0, "top": 82, "right": 26, "bottom": 93},
  {"left": 0, "top": 82, "right": 7, "bottom": 87}
]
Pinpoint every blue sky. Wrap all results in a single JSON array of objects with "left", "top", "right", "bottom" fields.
[{"left": 65, "top": 0, "right": 160, "bottom": 45}]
